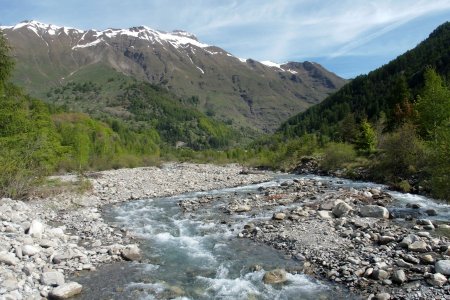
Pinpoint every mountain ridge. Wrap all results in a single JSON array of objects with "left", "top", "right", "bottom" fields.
[{"left": 1, "top": 20, "right": 346, "bottom": 132}]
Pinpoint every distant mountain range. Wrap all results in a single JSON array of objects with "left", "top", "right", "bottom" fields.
[{"left": 1, "top": 20, "right": 346, "bottom": 132}]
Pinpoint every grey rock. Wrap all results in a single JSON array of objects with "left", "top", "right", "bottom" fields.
[
  {"left": 408, "top": 240, "right": 429, "bottom": 252},
  {"left": 359, "top": 205, "right": 389, "bottom": 219},
  {"left": 395, "top": 259, "right": 412, "bottom": 268},
  {"left": 120, "top": 245, "right": 141, "bottom": 261},
  {"left": 378, "top": 236, "right": 396, "bottom": 245},
  {"left": 262, "top": 269, "right": 287, "bottom": 284},
  {"left": 425, "top": 209, "right": 437, "bottom": 216},
  {"left": 234, "top": 205, "right": 251, "bottom": 212},
  {"left": 372, "top": 269, "right": 389, "bottom": 280},
  {"left": 392, "top": 269, "right": 407, "bottom": 284},
  {"left": 427, "top": 273, "right": 447, "bottom": 287},
  {"left": 332, "top": 201, "right": 352, "bottom": 218},
  {"left": 375, "top": 292, "right": 391, "bottom": 300},
  {"left": 435, "top": 260, "right": 450, "bottom": 276},
  {"left": 272, "top": 212, "right": 286, "bottom": 220},
  {"left": 319, "top": 201, "right": 335, "bottom": 211},
  {"left": 41, "top": 271, "right": 65, "bottom": 287},
  {"left": 317, "top": 210, "right": 333, "bottom": 219},
  {"left": 399, "top": 234, "right": 420, "bottom": 248},
  {"left": 48, "top": 282, "right": 82, "bottom": 299}
]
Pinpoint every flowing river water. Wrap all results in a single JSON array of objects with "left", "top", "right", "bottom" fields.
[{"left": 72, "top": 174, "right": 450, "bottom": 299}]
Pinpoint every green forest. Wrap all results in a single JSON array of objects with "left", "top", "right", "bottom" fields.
[{"left": 251, "top": 23, "right": 450, "bottom": 200}]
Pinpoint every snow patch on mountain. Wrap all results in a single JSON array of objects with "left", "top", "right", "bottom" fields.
[{"left": 261, "top": 61, "right": 283, "bottom": 69}]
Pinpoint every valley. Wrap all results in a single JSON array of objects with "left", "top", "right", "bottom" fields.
[{"left": 0, "top": 11, "right": 449, "bottom": 300}]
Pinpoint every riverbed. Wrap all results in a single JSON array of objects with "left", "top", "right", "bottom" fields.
[{"left": 71, "top": 174, "right": 450, "bottom": 299}]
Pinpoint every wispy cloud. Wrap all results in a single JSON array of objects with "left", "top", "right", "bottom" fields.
[{"left": 1, "top": 0, "right": 450, "bottom": 77}]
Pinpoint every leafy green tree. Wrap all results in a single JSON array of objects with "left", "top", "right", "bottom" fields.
[
  {"left": 356, "top": 120, "right": 377, "bottom": 154},
  {"left": 415, "top": 68, "right": 450, "bottom": 141}
]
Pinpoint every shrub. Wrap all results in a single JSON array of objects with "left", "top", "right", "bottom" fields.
[{"left": 320, "top": 143, "right": 357, "bottom": 170}]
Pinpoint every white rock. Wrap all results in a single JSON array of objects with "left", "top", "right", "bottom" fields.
[
  {"left": 40, "top": 271, "right": 65, "bottom": 287},
  {"left": 48, "top": 282, "right": 82, "bottom": 299},
  {"left": 22, "top": 245, "right": 40, "bottom": 256},
  {"left": 359, "top": 205, "right": 389, "bottom": 219},
  {"left": 427, "top": 273, "right": 447, "bottom": 287},
  {"left": 332, "top": 201, "right": 352, "bottom": 218},
  {"left": 28, "top": 220, "right": 44, "bottom": 239},
  {"left": 317, "top": 210, "right": 334, "bottom": 219},
  {"left": 0, "top": 252, "right": 19, "bottom": 266}
]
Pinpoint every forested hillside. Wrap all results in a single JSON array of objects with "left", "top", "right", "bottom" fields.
[
  {"left": 279, "top": 22, "right": 450, "bottom": 138},
  {"left": 247, "top": 23, "right": 450, "bottom": 200},
  {"left": 0, "top": 29, "right": 240, "bottom": 198}
]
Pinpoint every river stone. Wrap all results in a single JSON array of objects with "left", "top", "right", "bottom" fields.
[
  {"left": 1, "top": 278, "right": 19, "bottom": 292},
  {"left": 120, "top": 245, "right": 141, "bottom": 261},
  {"left": 0, "top": 252, "right": 19, "bottom": 266},
  {"left": 372, "top": 269, "right": 389, "bottom": 280},
  {"left": 317, "top": 210, "right": 334, "bottom": 219},
  {"left": 48, "top": 282, "right": 82, "bottom": 299},
  {"left": 395, "top": 259, "right": 413, "bottom": 268},
  {"left": 420, "top": 254, "right": 434, "bottom": 264},
  {"left": 399, "top": 234, "right": 420, "bottom": 248},
  {"left": 359, "top": 205, "right": 389, "bottom": 219},
  {"left": 262, "top": 269, "right": 287, "bottom": 284},
  {"left": 41, "top": 271, "right": 65, "bottom": 287},
  {"left": 408, "top": 241, "right": 429, "bottom": 252},
  {"left": 375, "top": 293, "right": 391, "bottom": 300},
  {"left": 435, "top": 260, "right": 450, "bottom": 275},
  {"left": 28, "top": 220, "right": 44, "bottom": 238},
  {"left": 22, "top": 245, "right": 40, "bottom": 256},
  {"left": 425, "top": 209, "right": 437, "bottom": 216},
  {"left": 427, "top": 273, "right": 447, "bottom": 287},
  {"left": 319, "top": 201, "right": 335, "bottom": 211},
  {"left": 379, "top": 236, "right": 396, "bottom": 245},
  {"left": 273, "top": 212, "right": 286, "bottom": 220},
  {"left": 332, "top": 201, "right": 352, "bottom": 218},
  {"left": 234, "top": 205, "right": 251, "bottom": 212},
  {"left": 392, "top": 269, "right": 407, "bottom": 284}
]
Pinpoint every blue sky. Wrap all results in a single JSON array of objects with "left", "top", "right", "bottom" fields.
[{"left": 1, "top": 0, "right": 450, "bottom": 78}]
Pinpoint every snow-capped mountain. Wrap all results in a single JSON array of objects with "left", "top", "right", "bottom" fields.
[{"left": 1, "top": 20, "right": 346, "bottom": 131}]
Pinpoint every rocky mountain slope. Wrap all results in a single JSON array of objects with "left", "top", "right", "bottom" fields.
[{"left": 1, "top": 20, "right": 346, "bottom": 132}]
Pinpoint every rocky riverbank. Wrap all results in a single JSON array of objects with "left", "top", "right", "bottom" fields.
[
  {"left": 0, "top": 163, "right": 271, "bottom": 300},
  {"left": 180, "top": 177, "right": 450, "bottom": 300}
]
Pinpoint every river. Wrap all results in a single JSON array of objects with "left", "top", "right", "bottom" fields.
[{"left": 72, "top": 174, "right": 450, "bottom": 299}]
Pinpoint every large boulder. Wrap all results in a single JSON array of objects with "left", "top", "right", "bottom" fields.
[
  {"left": 262, "top": 269, "right": 287, "bottom": 284},
  {"left": 435, "top": 260, "right": 450, "bottom": 276},
  {"left": 120, "top": 245, "right": 141, "bottom": 261},
  {"left": 359, "top": 205, "right": 389, "bottom": 219},
  {"left": 48, "top": 282, "right": 82, "bottom": 299},
  {"left": 332, "top": 201, "right": 352, "bottom": 218}
]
